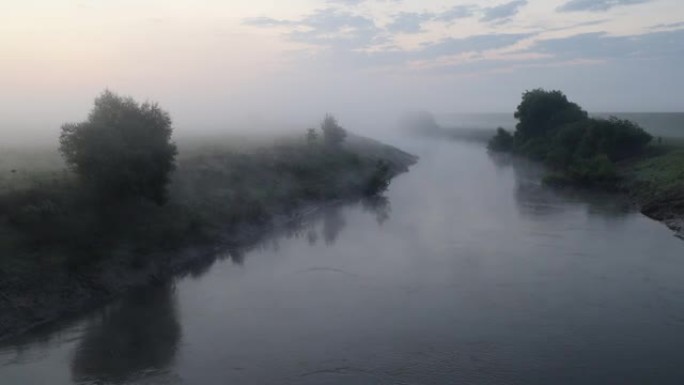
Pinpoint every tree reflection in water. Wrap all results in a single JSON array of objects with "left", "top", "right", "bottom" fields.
[
  {"left": 71, "top": 283, "right": 181, "bottom": 384},
  {"left": 488, "top": 151, "right": 633, "bottom": 221}
]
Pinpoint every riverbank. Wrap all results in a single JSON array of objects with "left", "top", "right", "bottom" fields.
[
  {"left": 400, "top": 106, "right": 683, "bottom": 238},
  {"left": 0, "top": 134, "right": 417, "bottom": 341},
  {"left": 621, "top": 144, "right": 684, "bottom": 238}
]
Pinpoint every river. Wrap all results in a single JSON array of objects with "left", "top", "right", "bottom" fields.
[{"left": 2, "top": 136, "right": 684, "bottom": 384}]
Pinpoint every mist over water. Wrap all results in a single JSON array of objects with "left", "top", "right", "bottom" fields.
[
  {"left": 2, "top": 1, "right": 684, "bottom": 383},
  {"left": 3, "top": 130, "right": 684, "bottom": 384}
]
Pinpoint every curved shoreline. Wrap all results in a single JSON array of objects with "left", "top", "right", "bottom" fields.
[{"left": 0, "top": 137, "right": 418, "bottom": 342}]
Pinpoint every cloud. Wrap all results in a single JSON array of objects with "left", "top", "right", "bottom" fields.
[
  {"left": 243, "top": 16, "right": 295, "bottom": 27},
  {"left": 435, "top": 5, "right": 477, "bottom": 22},
  {"left": 386, "top": 12, "right": 433, "bottom": 33},
  {"left": 326, "top": 0, "right": 366, "bottom": 5},
  {"left": 650, "top": 21, "right": 684, "bottom": 30},
  {"left": 282, "top": 8, "right": 383, "bottom": 50},
  {"left": 419, "top": 33, "right": 533, "bottom": 58},
  {"left": 481, "top": 0, "right": 528, "bottom": 23},
  {"left": 532, "top": 28, "right": 684, "bottom": 60},
  {"left": 557, "top": 0, "right": 651, "bottom": 12}
]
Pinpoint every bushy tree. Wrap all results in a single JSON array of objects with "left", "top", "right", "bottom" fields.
[
  {"left": 320, "top": 114, "right": 347, "bottom": 147},
  {"left": 487, "top": 127, "right": 514, "bottom": 152},
  {"left": 489, "top": 88, "right": 652, "bottom": 187},
  {"left": 306, "top": 128, "right": 319, "bottom": 146},
  {"left": 514, "top": 89, "right": 587, "bottom": 142},
  {"left": 576, "top": 117, "right": 652, "bottom": 161},
  {"left": 59, "top": 91, "right": 177, "bottom": 204}
]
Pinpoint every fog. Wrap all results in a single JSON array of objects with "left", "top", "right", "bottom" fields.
[
  {"left": 2, "top": 0, "right": 683, "bottom": 146},
  {"left": 3, "top": 3, "right": 684, "bottom": 384}
]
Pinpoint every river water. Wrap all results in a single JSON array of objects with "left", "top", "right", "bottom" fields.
[{"left": 2, "top": 137, "right": 684, "bottom": 385}]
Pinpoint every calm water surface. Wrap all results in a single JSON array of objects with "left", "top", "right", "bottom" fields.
[{"left": 2, "top": 137, "right": 684, "bottom": 385}]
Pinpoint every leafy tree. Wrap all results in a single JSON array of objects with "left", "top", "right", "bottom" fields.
[
  {"left": 514, "top": 89, "right": 587, "bottom": 142},
  {"left": 59, "top": 90, "right": 177, "bottom": 204},
  {"left": 489, "top": 88, "right": 652, "bottom": 187},
  {"left": 487, "top": 127, "right": 514, "bottom": 152},
  {"left": 306, "top": 128, "right": 319, "bottom": 146},
  {"left": 320, "top": 114, "right": 347, "bottom": 147}
]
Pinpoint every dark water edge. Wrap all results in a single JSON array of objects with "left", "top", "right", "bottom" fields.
[{"left": 0, "top": 195, "right": 395, "bottom": 343}]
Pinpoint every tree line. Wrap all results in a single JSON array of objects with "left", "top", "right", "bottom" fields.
[{"left": 488, "top": 89, "right": 652, "bottom": 186}]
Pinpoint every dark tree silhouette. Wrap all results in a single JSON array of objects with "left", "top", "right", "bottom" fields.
[
  {"left": 59, "top": 90, "right": 177, "bottom": 205},
  {"left": 514, "top": 89, "right": 587, "bottom": 142},
  {"left": 306, "top": 128, "right": 319, "bottom": 146},
  {"left": 320, "top": 114, "right": 347, "bottom": 148}
]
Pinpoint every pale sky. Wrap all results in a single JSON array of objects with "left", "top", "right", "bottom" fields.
[{"left": 1, "top": 0, "right": 683, "bottom": 142}]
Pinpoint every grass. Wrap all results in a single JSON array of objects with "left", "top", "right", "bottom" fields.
[
  {"left": 0, "top": 132, "right": 416, "bottom": 278},
  {"left": 622, "top": 144, "right": 684, "bottom": 205}
]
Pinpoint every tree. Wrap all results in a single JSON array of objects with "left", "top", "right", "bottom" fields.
[
  {"left": 320, "top": 114, "right": 347, "bottom": 147},
  {"left": 59, "top": 91, "right": 177, "bottom": 205},
  {"left": 514, "top": 89, "right": 587, "bottom": 142},
  {"left": 487, "top": 127, "right": 514, "bottom": 152},
  {"left": 306, "top": 128, "right": 319, "bottom": 146}
]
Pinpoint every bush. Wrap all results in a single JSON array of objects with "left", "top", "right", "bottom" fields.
[
  {"left": 59, "top": 91, "right": 177, "bottom": 204},
  {"left": 490, "top": 88, "right": 652, "bottom": 188},
  {"left": 513, "top": 89, "right": 587, "bottom": 142},
  {"left": 320, "top": 114, "right": 347, "bottom": 148},
  {"left": 487, "top": 127, "right": 514, "bottom": 152},
  {"left": 364, "top": 160, "right": 392, "bottom": 196}
]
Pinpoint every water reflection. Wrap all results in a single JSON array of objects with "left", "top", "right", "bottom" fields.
[
  {"left": 488, "top": 151, "right": 634, "bottom": 220},
  {"left": 70, "top": 283, "right": 180, "bottom": 384},
  {"left": 361, "top": 196, "right": 391, "bottom": 225},
  {"left": 321, "top": 206, "right": 347, "bottom": 245},
  {"left": 178, "top": 198, "right": 391, "bottom": 284}
]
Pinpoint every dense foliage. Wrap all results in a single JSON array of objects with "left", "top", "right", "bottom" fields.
[
  {"left": 513, "top": 89, "right": 588, "bottom": 142},
  {"left": 59, "top": 91, "right": 177, "bottom": 204},
  {"left": 2, "top": 117, "right": 413, "bottom": 269},
  {"left": 489, "top": 89, "right": 652, "bottom": 187},
  {"left": 487, "top": 127, "right": 514, "bottom": 152}
]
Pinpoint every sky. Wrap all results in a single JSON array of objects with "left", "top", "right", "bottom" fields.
[{"left": 1, "top": 0, "right": 683, "bottom": 142}]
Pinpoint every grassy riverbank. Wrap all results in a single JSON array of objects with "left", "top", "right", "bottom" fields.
[
  {"left": 621, "top": 144, "right": 684, "bottom": 236},
  {"left": 0, "top": 133, "right": 417, "bottom": 339},
  {"left": 482, "top": 89, "right": 683, "bottom": 237}
]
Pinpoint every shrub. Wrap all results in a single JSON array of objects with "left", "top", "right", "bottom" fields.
[
  {"left": 320, "top": 114, "right": 347, "bottom": 148},
  {"left": 490, "top": 88, "right": 652, "bottom": 188},
  {"left": 364, "top": 160, "right": 392, "bottom": 196},
  {"left": 513, "top": 89, "right": 587, "bottom": 142},
  {"left": 59, "top": 91, "right": 177, "bottom": 205},
  {"left": 306, "top": 128, "right": 319, "bottom": 146},
  {"left": 487, "top": 127, "right": 514, "bottom": 152}
]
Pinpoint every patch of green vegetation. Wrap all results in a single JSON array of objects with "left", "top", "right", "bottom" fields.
[
  {"left": 1, "top": 88, "right": 421, "bottom": 338},
  {"left": 624, "top": 148, "right": 684, "bottom": 198},
  {"left": 487, "top": 127, "right": 514, "bottom": 152},
  {"left": 0, "top": 95, "right": 416, "bottom": 288},
  {"left": 488, "top": 89, "right": 653, "bottom": 188}
]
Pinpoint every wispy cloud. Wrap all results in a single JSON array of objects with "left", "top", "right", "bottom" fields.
[
  {"left": 481, "top": 0, "right": 528, "bottom": 23},
  {"left": 532, "top": 28, "right": 684, "bottom": 60},
  {"left": 386, "top": 12, "right": 433, "bottom": 33},
  {"left": 243, "top": 16, "right": 295, "bottom": 27},
  {"left": 434, "top": 5, "right": 477, "bottom": 22},
  {"left": 557, "top": 0, "right": 651, "bottom": 12}
]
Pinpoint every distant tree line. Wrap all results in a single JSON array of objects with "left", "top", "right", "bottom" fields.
[{"left": 488, "top": 89, "right": 652, "bottom": 186}]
